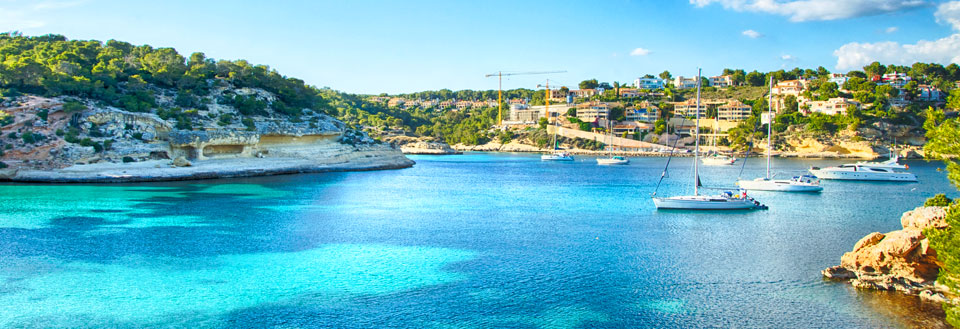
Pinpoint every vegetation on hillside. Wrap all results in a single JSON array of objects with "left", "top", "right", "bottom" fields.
[
  {"left": 923, "top": 111, "right": 960, "bottom": 326},
  {"left": 0, "top": 32, "right": 329, "bottom": 117}
]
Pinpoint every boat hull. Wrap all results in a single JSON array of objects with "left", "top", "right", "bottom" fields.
[
  {"left": 701, "top": 157, "right": 735, "bottom": 166},
  {"left": 541, "top": 155, "right": 574, "bottom": 161},
  {"left": 653, "top": 196, "right": 759, "bottom": 210},
  {"left": 597, "top": 158, "right": 629, "bottom": 165},
  {"left": 809, "top": 169, "right": 917, "bottom": 182},
  {"left": 737, "top": 179, "right": 823, "bottom": 192}
]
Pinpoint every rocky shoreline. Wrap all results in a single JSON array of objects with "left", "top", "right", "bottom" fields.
[
  {"left": 822, "top": 206, "right": 955, "bottom": 304},
  {"left": 0, "top": 144, "right": 413, "bottom": 183}
]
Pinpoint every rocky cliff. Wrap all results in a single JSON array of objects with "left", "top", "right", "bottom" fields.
[
  {"left": 0, "top": 89, "right": 413, "bottom": 182},
  {"left": 823, "top": 206, "right": 953, "bottom": 303}
]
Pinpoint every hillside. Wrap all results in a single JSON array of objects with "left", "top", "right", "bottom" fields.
[{"left": 0, "top": 33, "right": 412, "bottom": 182}]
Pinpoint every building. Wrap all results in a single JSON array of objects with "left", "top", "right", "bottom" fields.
[
  {"left": 771, "top": 80, "right": 804, "bottom": 97},
  {"left": 708, "top": 75, "right": 735, "bottom": 88},
  {"left": 717, "top": 100, "right": 752, "bottom": 121},
  {"left": 570, "top": 89, "right": 597, "bottom": 99},
  {"left": 799, "top": 97, "right": 860, "bottom": 116},
  {"left": 626, "top": 101, "right": 659, "bottom": 122},
  {"left": 918, "top": 85, "right": 944, "bottom": 102},
  {"left": 618, "top": 88, "right": 640, "bottom": 98},
  {"left": 576, "top": 101, "right": 610, "bottom": 122},
  {"left": 671, "top": 99, "right": 707, "bottom": 118},
  {"left": 549, "top": 89, "right": 568, "bottom": 102},
  {"left": 881, "top": 72, "right": 911, "bottom": 88},
  {"left": 827, "top": 73, "right": 848, "bottom": 87},
  {"left": 634, "top": 77, "right": 665, "bottom": 90},
  {"left": 672, "top": 76, "right": 699, "bottom": 89},
  {"left": 510, "top": 106, "right": 543, "bottom": 123},
  {"left": 612, "top": 122, "right": 654, "bottom": 134},
  {"left": 439, "top": 100, "right": 455, "bottom": 109},
  {"left": 387, "top": 98, "right": 405, "bottom": 107}
]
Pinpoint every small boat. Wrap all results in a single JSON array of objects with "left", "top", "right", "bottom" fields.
[
  {"left": 542, "top": 151, "right": 574, "bottom": 161},
  {"left": 738, "top": 175, "right": 823, "bottom": 192},
  {"left": 597, "top": 120, "right": 629, "bottom": 165},
  {"left": 653, "top": 192, "right": 765, "bottom": 210},
  {"left": 701, "top": 153, "right": 736, "bottom": 166},
  {"left": 736, "top": 76, "right": 822, "bottom": 192},
  {"left": 651, "top": 68, "right": 766, "bottom": 211},
  {"left": 809, "top": 162, "right": 917, "bottom": 182},
  {"left": 597, "top": 156, "right": 629, "bottom": 165}
]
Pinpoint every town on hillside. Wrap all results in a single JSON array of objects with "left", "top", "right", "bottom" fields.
[{"left": 358, "top": 64, "right": 956, "bottom": 155}]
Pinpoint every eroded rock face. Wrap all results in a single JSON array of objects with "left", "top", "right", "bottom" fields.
[
  {"left": 400, "top": 141, "right": 460, "bottom": 155},
  {"left": 824, "top": 206, "right": 949, "bottom": 297}
]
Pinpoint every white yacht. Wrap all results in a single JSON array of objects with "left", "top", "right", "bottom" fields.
[
  {"left": 736, "top": 77, "right": 823, "bottom": 192},
  {"left": 597, "top": 156, "right": 629, "bottom": 165},
  {"left": 651, "top": 68, "right": 766, "bottom": 210},
  {"left": 809, "top": 162, "right": 917, "bottom": 182},
  {"left": 542, "top": 151, "right": 574, "bottom": 161},
  {"left": 701, "top": 153, "right": 736, "bottom": 166}
]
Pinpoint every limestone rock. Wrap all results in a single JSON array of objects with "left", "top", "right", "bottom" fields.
[
  {"left": 173, "top": 156, "right": 191, "bottom": 167},
  {"left": 400, "top": 141, "right": 460, "bottom": 155},
  {"left": 825, "top": 206, "right": 951, "bottom": 299},
  {"left": 901, "top": 206, "right": 948, "bottom": 230}
]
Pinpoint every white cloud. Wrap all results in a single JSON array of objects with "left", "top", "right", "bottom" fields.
[
  {"left": 834, "top": 1, "right": 960, "bottom": 70},
  {"left": 781, "top": 54, "right": 796, "bottom": 61},
  {"left": 690, "top": 0, "right": 928, "bottom": 22},
  {"left": 630, "top": 48, "right": 651, "bottom": 56},
  {"left": 0, "top": 0, "right": 84, "bottom": 31},
  {"left": 884, "top": 26, "right": 899, "bottom": 33},
  {"left": 742, "top": 29, "right": 763, "bottom": 38}
]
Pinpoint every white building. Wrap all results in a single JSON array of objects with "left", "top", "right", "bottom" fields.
[
  {"left": 708, "top": 75, "right": 735, "bottom": 88},
  {"left": 672, "top": 76, "right": 699, "bottom": 89},
  {"left": 576, "top": 102, "right": 610, "bottom": 122},
  {"left": 717, "top": 100, "right": 752, "bottom": 121},
  {"left": 800, "top": 97, "right": 860, "bottom": 116},
  {"left": 919, "top": 85, "right": 944, "bottom": 102},
  {"left": 626, "top": 102, "right": 660, "bottom": 122},
  {"left": 827, "top": 73, "right": 848, "bottom": 87},
  {"left": 634, "top": 77, "right": 665, "bottom": 90}
]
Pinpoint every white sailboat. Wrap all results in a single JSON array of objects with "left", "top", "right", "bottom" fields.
[
  {"left": 652, "top": 68, "right": 766, "bottom": 210},
  {"left": 701, "top": 116, "right": 735, "bottom": 165},
  {"left": 597, "top": 120, "right": 629, "bottom": 165},
  {"left": 541, "top": 80, "right": 574, "bottom": 162},
  {"left": 737, "top": 77, "right": 823, "bottom": 192}
]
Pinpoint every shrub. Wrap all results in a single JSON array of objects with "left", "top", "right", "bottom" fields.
[
  {"left": 122, "top": 156, "right": 135, "bottom": 163},
  {"left": 0, "top": 161, "right": 6, "bottom": 169},
  {"left": 55, "top": 129, "right": 64, "bottom": 136},
  {"left": 926, "top": 194, "right": 954, "bottom": 207},
  {"left": 37, "top": 109, "right": 48, "bottom": 121},
  {"left": 21, "top": 131, "right": 35, "bottom": 144},
  {"left": 62, "top": 100, "right": 88, "bottom": 113}
]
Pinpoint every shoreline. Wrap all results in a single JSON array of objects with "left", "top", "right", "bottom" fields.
[{"left": 0, "top": 146, "right": 415, "bottom": 183}]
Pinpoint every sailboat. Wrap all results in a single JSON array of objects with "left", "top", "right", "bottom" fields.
[
  {"left": 701, "top": 117, "right": 736, "bottom": 165},
  {"left": 541, "top": 90, "right": 574, "bottom": 161},
  {"left": 652, "top": 68, "right": 766, "bottom": 210},
  {"left": 737, "top": 77, "right": 823, "bottom": 192},
  {"left": 597, "top": 120, "right": 629, "bottom": 165}
]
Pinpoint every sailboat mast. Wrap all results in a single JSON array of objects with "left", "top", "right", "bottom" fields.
[
  {"left": 694, "top": 68, "right": 702, "bottom": 196},
  {"left": 766, "top": 76, "right": 773, "bottom": 180}
]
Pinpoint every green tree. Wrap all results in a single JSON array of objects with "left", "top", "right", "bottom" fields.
[
  {"left": 863, "top": 61, "right": 886, "bottom": 77},
  {"left": 923, "top": 116, "right": 960, "bottom": 326},
  {"left": 659, "top": 71, "right": 672, "bottom": 81},
  {"left": 579, "top": 79, "right": 598, "bottom": 90}
]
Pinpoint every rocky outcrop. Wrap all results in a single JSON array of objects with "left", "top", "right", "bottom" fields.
[
  {"left": 823, "top": 206, "right": 951, "bottom": 303},
  {"left": 400, "top": 141, "right": 460, "bottom": 155},
  {"left": 0, "top": 93, "right": 413, "bottom": 182},
  {"left": 780, "top": 137, "right": 879, "bottom": 158}
]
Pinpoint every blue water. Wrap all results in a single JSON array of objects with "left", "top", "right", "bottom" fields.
[{"left": 0, "top": 153, "right": 955, "bottom": 328}]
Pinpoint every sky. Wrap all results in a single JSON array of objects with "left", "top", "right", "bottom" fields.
[{"left": 2, "top": 0, "right": 960, "bottom": 94}]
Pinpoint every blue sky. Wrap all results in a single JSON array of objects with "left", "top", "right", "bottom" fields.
[{"left": 2, "top": 0, "right": 959, "bottom": 94}]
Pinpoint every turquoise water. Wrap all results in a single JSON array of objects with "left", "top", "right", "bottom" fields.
[{"left": 0, "top": 153, "right": 955, "bottom": 328}]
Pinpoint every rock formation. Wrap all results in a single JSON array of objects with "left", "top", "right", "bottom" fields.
[
  {"left": 823, "top": 206, "right": 951, "bottom": 303},
  {"left": 0, "top": 89, "right": 413, "bottom": 182}
]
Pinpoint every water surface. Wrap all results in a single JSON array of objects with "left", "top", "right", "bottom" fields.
[{"left": 0, "top": 153, "right": 954, "bottom": 328}]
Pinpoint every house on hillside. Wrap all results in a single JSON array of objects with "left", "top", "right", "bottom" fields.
[
  {"left": 626, "top": 101, "right": 660, "bottom": 122},
  {"left": 612, "top": 122, "right": 654, "bottom": 135},
  {"left": 570, "top": 89, "right": 597, "bottom": 99},
  {"left": 618, "top": 88, "right": 640, "bottom": 98},
  {"left": 881, "top": 72, "right": 911, "bottom": 88},
  {"left": 918, "top": 84, "right": 944, "bottom": 102},
  {"left": 717, "top": 100, "right": 752, "bottom": 121},
  {"left": 671, "top": 99, "right": 707, "bottom": 118},
  {"left": 772, "top": 80, "right": 805, "bottom": 97},
  {"left": 576, "top": 101, "right": 610, "bottom": 122},
  {"left": 708, "top": 75, "right": 735, "bottom": 88},
  {"left": 672, "top": 76, "right": 699, "bottom": 89},
  {"left": 799, "top": 97, "right": 860, "bottom": 115},
  {"left": 827, "top": 73, "right": 848, "bottom": 86},
  {"left": 634, "top": 77, "right": 665, "bottom": 90}
]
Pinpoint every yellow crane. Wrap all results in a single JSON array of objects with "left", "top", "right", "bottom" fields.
[{"left": 485, "top": 70, "right": 566, "bottom": 126}]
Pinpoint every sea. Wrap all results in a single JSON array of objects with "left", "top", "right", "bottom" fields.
[{"left": 0, "top": 153, "right": 956, "bottom": 328}]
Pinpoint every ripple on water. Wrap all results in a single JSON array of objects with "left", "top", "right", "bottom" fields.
[{"left": 0, "top": 244, "right": 474, "bottom": 327}]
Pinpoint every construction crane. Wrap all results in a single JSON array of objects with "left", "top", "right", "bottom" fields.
[{"left": 485, "top": 70, "right": 566, "bottom": 126}]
